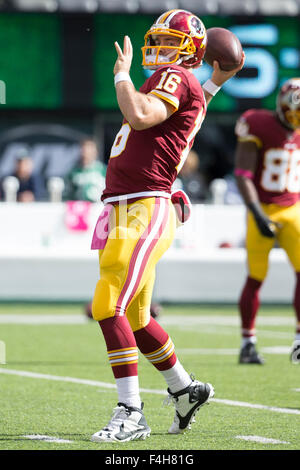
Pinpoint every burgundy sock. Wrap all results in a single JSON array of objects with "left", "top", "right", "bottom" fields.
[
  {"left": 134, "top": 316, "right": 177, "bottom": 371},
  {"left": 99, "top": 316, "right": 138, "bottom": 379},
  {"left": 239, "top": 276, "right": 262, "bottom": 338}
]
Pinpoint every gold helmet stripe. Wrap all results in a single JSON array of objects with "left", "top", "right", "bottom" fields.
[
  {"left": 156, "top": 10, "right": 177, "bottom": 24},
  {"left": 156, "top": 9, "right": 186, "bottom": 26}
]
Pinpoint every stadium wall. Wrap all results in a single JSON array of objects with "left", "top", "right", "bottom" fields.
[{"left": 0, "top": 202, "right": 294, "bottom": 303}]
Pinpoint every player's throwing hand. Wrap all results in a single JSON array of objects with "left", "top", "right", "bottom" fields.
[
  {"left": 114, "top": 35, "right": 133, "bottom": 75},
  {"left": 211, "top": 52, "right": 245, "bottom": 87}
]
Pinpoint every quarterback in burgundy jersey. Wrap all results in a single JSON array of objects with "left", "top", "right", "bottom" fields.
[
  {"left": 90, "top": 9, "right": 244, "bottom": 443},
  {"left": 234, "top": 78, "right": 300, "bottom": 365},
  {"left": 102, "top": 64, "right": 206, "bottom": 202}
]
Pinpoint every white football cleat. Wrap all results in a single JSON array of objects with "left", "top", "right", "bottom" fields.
[
  {"left": 91, "top": 403, "right": 151, "bottom": 443},
  {"left": 290, "top": 340, "right": 300, "bottom": 364},
  {"left": 167, "top": 379, "right": 214, "bottom": 434}
]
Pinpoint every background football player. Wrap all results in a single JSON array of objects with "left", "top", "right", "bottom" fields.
[
  {"left": 235, "top": 78, "right": 300, "bottom": 365},
  {"left": 90, "top": 9, "right": 244, "bottom": 442}
]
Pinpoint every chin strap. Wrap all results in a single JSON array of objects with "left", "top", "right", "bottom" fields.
[{"left": 176, "top": 55, "right": 193, "bottom": 65}]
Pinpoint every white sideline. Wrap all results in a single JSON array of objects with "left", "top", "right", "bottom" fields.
[{"left": 1, "top": 367, "right": 300, "bottom": 416}]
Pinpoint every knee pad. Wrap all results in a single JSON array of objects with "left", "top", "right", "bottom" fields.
[{"left": 92, "top": 279, "right": 117, "bottom": 321}]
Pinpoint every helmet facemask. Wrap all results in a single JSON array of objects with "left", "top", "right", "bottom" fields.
[{"left": 142, "top": 29, "right": 196, "bottom": 69}]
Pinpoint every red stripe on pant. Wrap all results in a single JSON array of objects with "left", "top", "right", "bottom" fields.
[{"left": 115, "top": 198, "right": 169, "bottom": 316}]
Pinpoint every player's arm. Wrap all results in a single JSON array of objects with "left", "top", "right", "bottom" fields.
[
  {"left": 113, "top": 36, "right": 174, "bottom": 130},
  {"left": 203, "top": 54, "right": 245, "bottom": 106},
  {"left": 234, "top": 140, "right": 278, "bottom": 238},
  {"left": 116, "top": 85, "right": 174, "bottom": 130}
]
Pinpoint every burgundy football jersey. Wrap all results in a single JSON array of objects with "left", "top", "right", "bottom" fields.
[
  {"left": 235, "top": 109, "right": 300, "bottom": 206},
  {"left": 102, "top": 64, "right": 206, "bottom": 203}
]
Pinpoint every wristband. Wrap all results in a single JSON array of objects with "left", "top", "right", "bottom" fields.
[
  {"left": 234, "top": 168, "right": 254, "bottom": 179},
  {"left": 114, "top": 72, "right": 133, "bottom": 86},
  {"left": 202, "top": 79, "right": 221, "bottom": 96}
]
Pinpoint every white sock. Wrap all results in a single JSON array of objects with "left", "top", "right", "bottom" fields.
[
  {"left": 115, "top": 376, "right": 141, "bottom": 409},
  {"left": 160, "top": 359, "right": 192, "bottom": 394},
  {"left": 295, "top": 333, "right": 300, "bottom": 342},
  {"left": 241, "top": 336, "right": 256, "bottom": 348}
]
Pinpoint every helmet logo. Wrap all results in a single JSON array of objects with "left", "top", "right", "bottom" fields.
[
  {"left": 290, "top": 89, "right": 300, "bottom": 107},
  {"left": 188, "top": 16, "right": 205, "bottom": 38}
]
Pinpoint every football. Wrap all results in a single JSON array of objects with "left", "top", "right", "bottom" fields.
[{"left": 204, "top": 27, "right": 243, "bottom": 71}]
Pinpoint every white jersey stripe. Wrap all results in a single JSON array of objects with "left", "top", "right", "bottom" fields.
[{"left": 103, "top": 191, "right": 171, "bottom": 204}]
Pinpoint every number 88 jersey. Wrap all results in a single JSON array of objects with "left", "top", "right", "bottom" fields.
[{"left": 235, "top": 108, "right": 300, "bottom": 206}]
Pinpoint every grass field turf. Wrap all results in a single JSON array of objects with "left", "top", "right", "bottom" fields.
[{"left": 0, "top": 303, "right": 299, "bottom": 451}]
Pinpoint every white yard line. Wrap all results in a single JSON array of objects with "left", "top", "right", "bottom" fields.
[
  {"left": 0, "top": 314, "right": 294, "bottom": 341},
  {"left": 23, "top": 435, "right": 73, "bottom": 444},
  {"left": 160, "top": 316, "right": 295, "bottom": 327},
  {"left": 177, "top": 348, "right": 239, "bottom": 355},
  {"left": 236, "top": 435, "right": 290, "bottom": 445},
  {"left": 0, "top": 314, "right": 88, "bottom": 324},
  {"left": 0, "top": 367, "right": 164, "bottom": 395},
  {"left": 212, "top": 398, "right": 300, "bottom": 415},
  {"left": 0, "top": 368, "right": 118, "bottom": 390},
  {"left": 1, "top": 367, "right": 300, "bottom": 416},
  {"left": 177, "top": 346, "right": 291, "bottom": 355},
  {"left": 253, "top": 330, "right": 292, "bottom": 340},
  {"left": 0, "top": 314, "right": 295, "bottom": 326}
]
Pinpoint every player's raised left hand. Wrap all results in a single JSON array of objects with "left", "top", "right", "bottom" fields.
[{"left": 114, "top": 35, "right": 133, "bottom": 75}]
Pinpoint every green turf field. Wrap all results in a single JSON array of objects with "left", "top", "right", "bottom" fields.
[{"left": 0, "top": 303, "right": 299, "bottom": 451}]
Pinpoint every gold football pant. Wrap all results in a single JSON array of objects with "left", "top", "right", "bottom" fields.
[
  {"left": 92, "top": 197, "right": 176, "bottom": 331},
  {"left": 246, "top": 201, "right": 300, "bottom": 281}
]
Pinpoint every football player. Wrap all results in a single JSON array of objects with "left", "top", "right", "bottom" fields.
[
  {"left": 235, "top": 78, "right": 300, "bottom": 365},
  {"left": 90, "top": 9, "right": 244, "bottom": 442}
]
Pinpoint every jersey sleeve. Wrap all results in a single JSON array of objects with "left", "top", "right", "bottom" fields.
[
  {"left": 143, "top": 68, "right": 189, "bottom": 112},
  {"left": 235, "top": 109, "right": 263, "bottom": 148}
]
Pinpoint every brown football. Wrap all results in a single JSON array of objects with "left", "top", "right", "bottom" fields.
[{"left": 204, "top": 27, "right": 243, "bottom": 71}]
